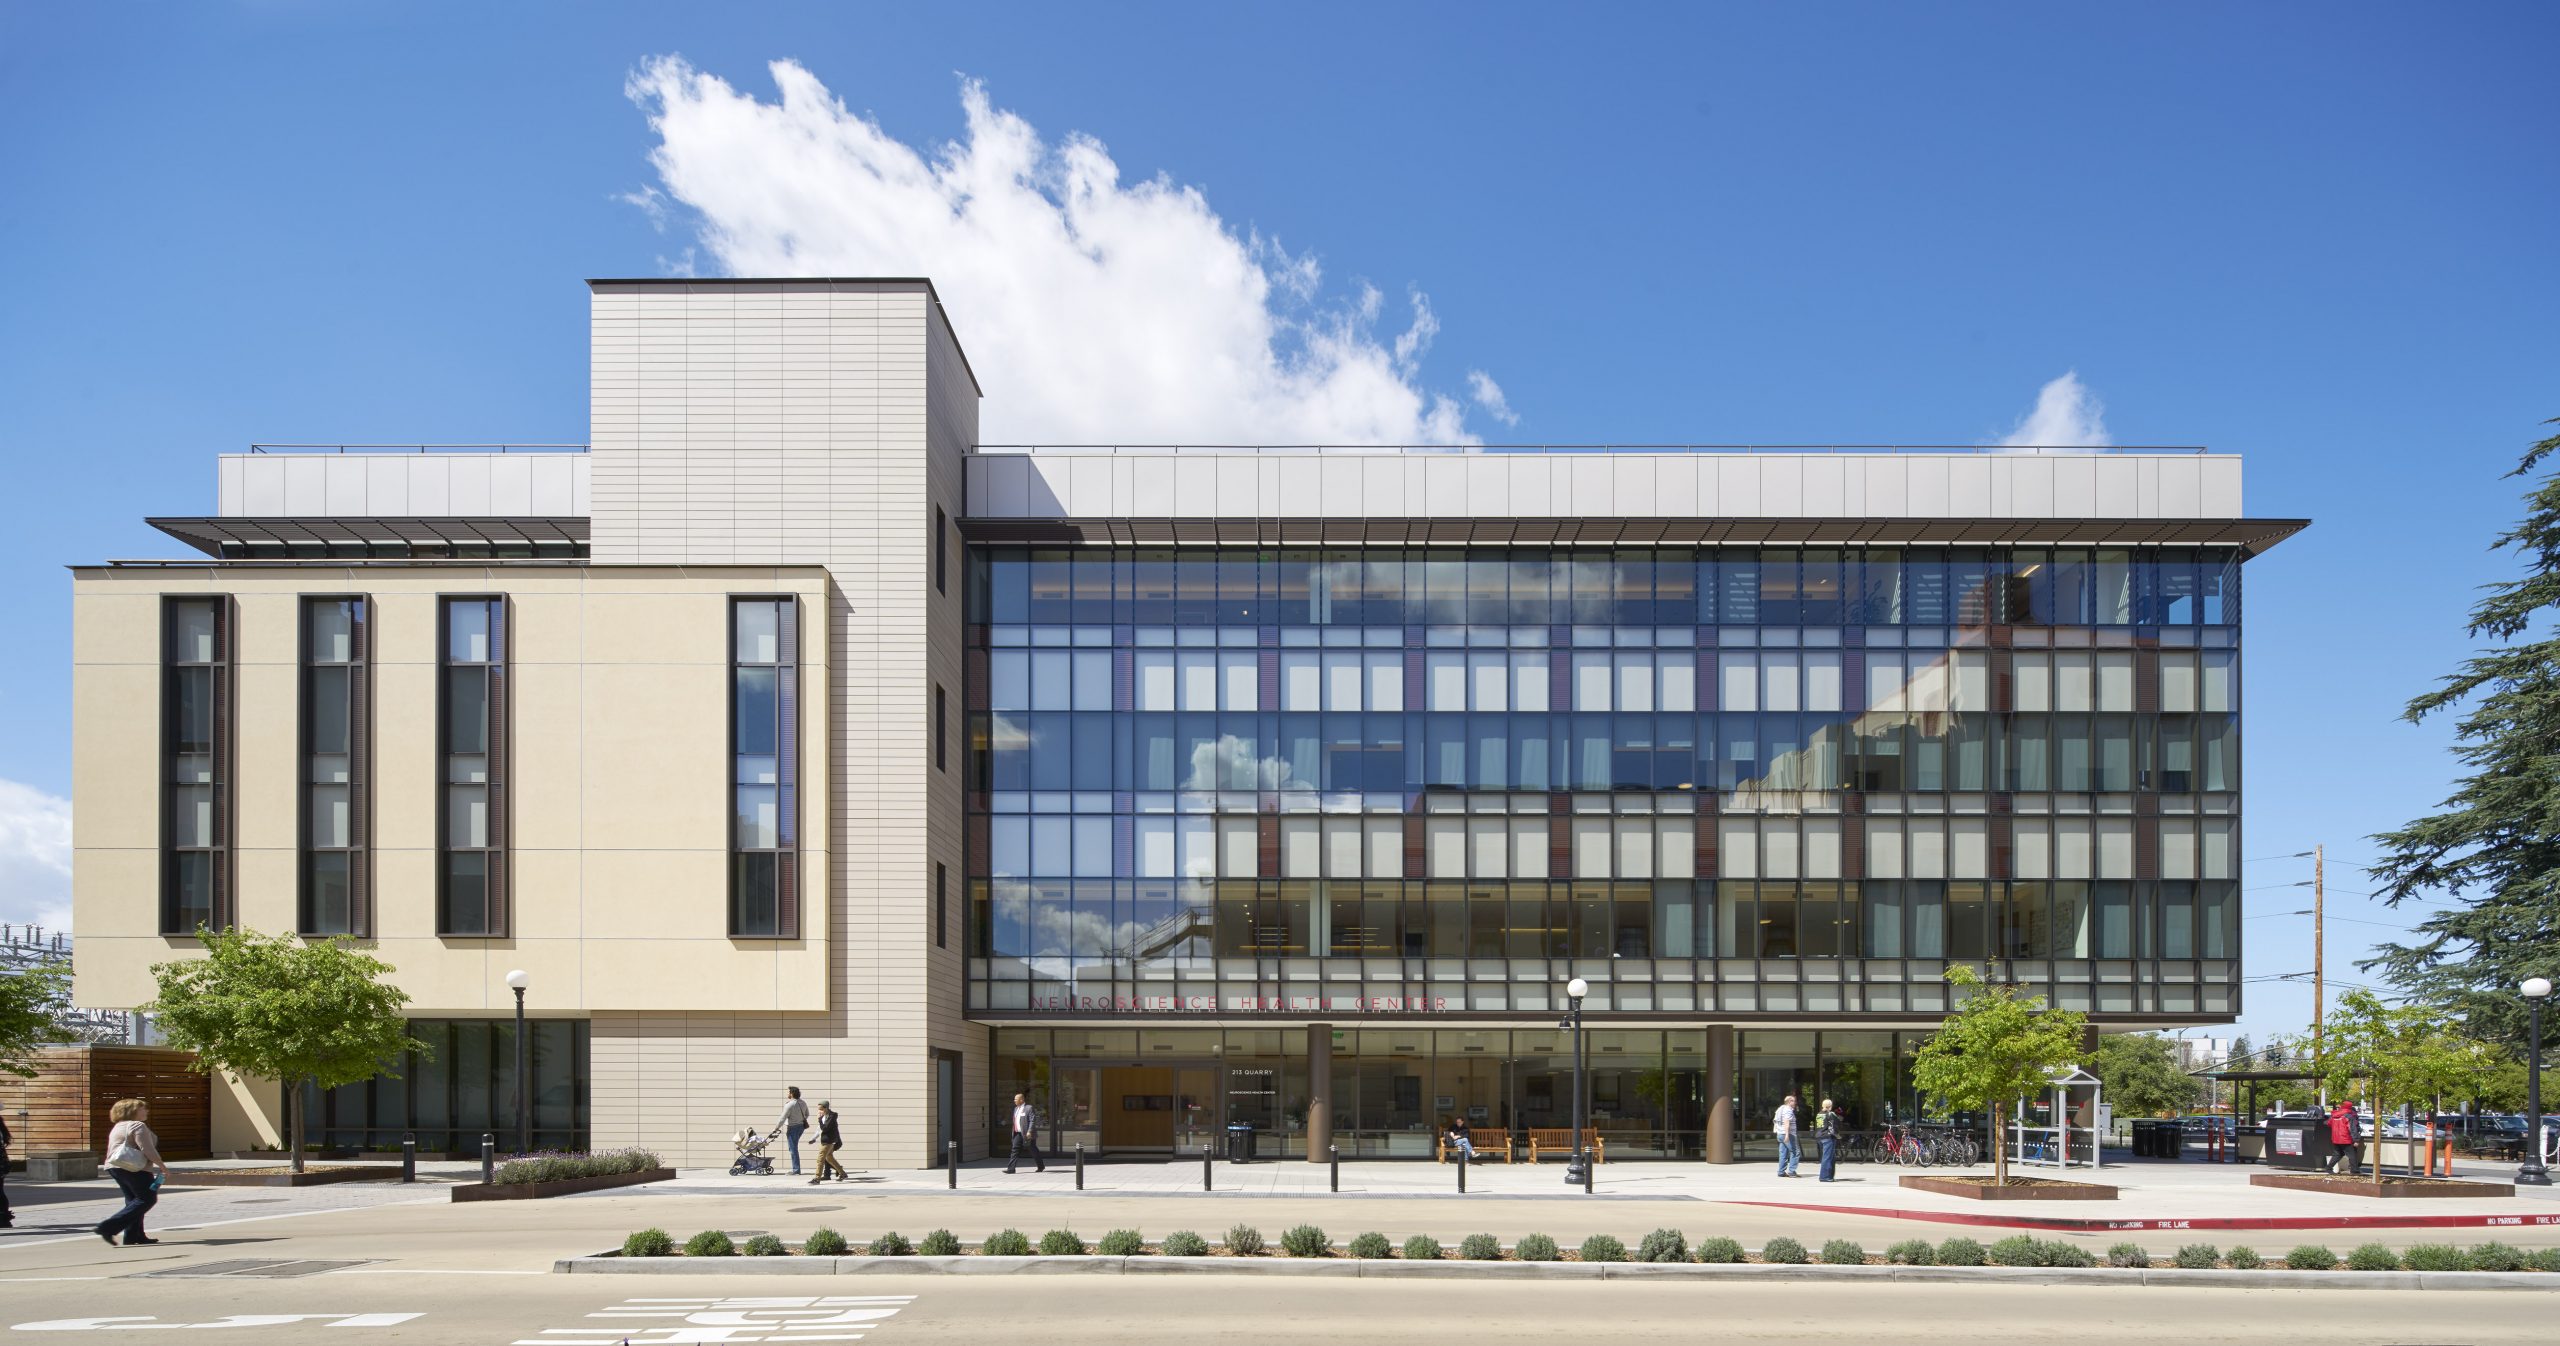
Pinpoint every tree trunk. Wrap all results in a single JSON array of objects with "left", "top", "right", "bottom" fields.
[
  {"left": 1993, "top": 1098, "right": 2009, "bottom": 1186},
  {"left": 2372, "top": 1088, "right": 2384, "bottom": 1196},
  {"left": 288, "top": 1081, "right": 305, "bottom": 1175}
]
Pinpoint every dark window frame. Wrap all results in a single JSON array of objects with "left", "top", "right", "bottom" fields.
[
  {"left": 936, "top": 505, "right": 948, "bottom": 595},
  {"left": 935, "top": 683, "right": 948, "bottom": 772},
  {"left": 730, "top": 595, "right": 801, "bottom": 939},
  {"left": 160, "top": 595, "right": 234, "bottom": 937},
  {"left": 437, "top": 595, "right": 510, "bottom": 938},
  {"left": 936, "top": 861, "right": 948, "bottom": 949},
  {"left": 297, "top": 595, "right": 372, "bottom": 938}
]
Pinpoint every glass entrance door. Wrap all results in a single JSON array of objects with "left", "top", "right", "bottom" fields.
[
  {"left": 1173, "top": 1067, "right": 1221, "bottom": 1155},
  {"left": 1093, "top": 1063, "right": 1225, "bottom": 1156}
]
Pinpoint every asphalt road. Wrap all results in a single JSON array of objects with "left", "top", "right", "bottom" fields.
[{"left": 0, "top": 1272, "right": 2548, "bottom": 1344}]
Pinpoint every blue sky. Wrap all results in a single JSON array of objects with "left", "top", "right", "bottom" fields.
[{"left": 1, "top": 2, "right": 2554, "bottom": 1047}]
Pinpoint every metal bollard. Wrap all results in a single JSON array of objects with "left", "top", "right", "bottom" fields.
[
  {"left": 1202, "top": 1146, "right": 1212, "bottom": 1192},
  {"left": 946, "top": 1141, "right": 958, "bottom": 1189},
  {"left": 1457, "top": 1149, "right": 1467, "bottom": 1193},
  {"left": 1075, "top": 1145, "right": 1086, "bottom": 1190},
  {"left": 1329, "top": 1145, "right": 1339, "bottom": 1193},
  {"left": 1583, "top": 1153, "right": 1593, "bottom": 1195},
  {"left": 479, "top": 1134, "right": 494, "bottom": 1185},
  {"left": 401, "top": 1133, "right": 416, "bottom": 1184}
]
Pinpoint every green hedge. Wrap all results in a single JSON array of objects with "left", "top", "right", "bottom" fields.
[
  {"left": 1162, "top": 1231, "right": 1209, "bottom": 1257},
  {"left": 1347, "top": 1232, "right": 1393, "bottom": 1260},
  {"left": 981, "top": 1229, "right": 1032, "bottom": 1256},
  {"left": 494, "top": 1149, "right": 662, "bottom": 1186},
  {"left": 1281, "top": 1225, "right": 1331, "bottom": 1258},
  {"left": 804, "top": 1228, "right": 849, "bottom": 1256},
  {"left": 621, "top": 1228, "right": 673, "bottom": 1258},
  {"left": 1097, "top": 1229, "right": 1145, "bottom": 1256},
  {"left": 1577, "top": 1234, "right": 1626, "bottom": 1263},
  {"left": 919, "top": 1229, "right": 961, "bottom": 1256},
  {"left": 1515, "top": 1233, "right": 1559, "bottom": 1262},
  {"left": 683, "top": 1230, "right": 734, "bottom": 1258}
]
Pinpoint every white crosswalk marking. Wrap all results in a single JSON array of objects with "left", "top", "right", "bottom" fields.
[{"left": 512, "top": 1296, "right": 917, "bottom": 1346}]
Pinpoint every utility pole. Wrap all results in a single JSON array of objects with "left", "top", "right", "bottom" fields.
[{"left": 2312, "top": 844, "right": 2326, "bottom": 1106}]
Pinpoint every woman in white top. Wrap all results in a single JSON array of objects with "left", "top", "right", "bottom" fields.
[{"left": 96, "top": 1098, "right": 168, "bottom": 1247}]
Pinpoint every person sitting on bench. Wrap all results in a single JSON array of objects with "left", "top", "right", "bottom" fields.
[{"left": 1445, "top": 1117, "right": 1477, "bottom": 1161}]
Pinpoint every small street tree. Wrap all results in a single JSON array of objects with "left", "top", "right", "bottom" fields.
[
  {"left": 1912, "top": 966, "right": 2089, "bottom": 1185},
  {"left": 2316, "top": 990, "right": 2485, "bottom": 1191},
  {"left": 146, "top": 928, "right": 428, "bottom": 1172},
  {"left": 0, "top": 962, "right": 73, "bottom": 1078},
  {"left": 2087, "top": 1031, "right": 2203, "bottom": 1119}
]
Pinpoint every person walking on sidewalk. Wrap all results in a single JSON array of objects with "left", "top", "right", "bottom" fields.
[
  {"left": 776, "top": 1087, "right": 810, "bottom": 1176},
  {"left": 808, "top": 1101, "right": 847, "bottom": 1184},
  {"left": 94, "top": 1098, "right": 168, "bottom": 1247},
  {"left": 1, "top": 1108, "right": 15, "bottom": 1227},
  {"left": 1005, "top": 1092, "right": 1045, "bottom": 1174},
  {"left": 1815, "top": 1098, "right": 1841, "bottom": 1182},
  {"left": 1773, "top": 1094, "right": 1801, "bottom": 1177},
  {"left": 2324, "top": 1099, "right": 2362, "bottom": 1176}
]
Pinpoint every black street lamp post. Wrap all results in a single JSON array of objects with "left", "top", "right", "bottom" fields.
[
  {"left": 1562, "top": 977, "right": 1589, "bottom": 1189},
  {"left": 2523, "top": 976, "right": 2552, "bottom": 1188},
  {"left": 506, "top": 969, "right": 530, "bottom": 1155}
]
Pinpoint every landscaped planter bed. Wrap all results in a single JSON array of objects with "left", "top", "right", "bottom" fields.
[
  {"left": 572, "top": 1224, "right": 2560, "bottom": 1286},
  {"left": 2250, "top": 1173, "right": 2514, "bottom": 1199},
  {"left": 554, "top": 1253, "right": 2559, "bottom": 1289},
  {"left": 181, "top": 1165, "right": 404, "bottom": 1188},
  {"left": 453, "top": 1166, "right": 675, "bottom": 1202},
  {"left": 1900, "top": 1175, "right": 2117, "bottom": 1201}
]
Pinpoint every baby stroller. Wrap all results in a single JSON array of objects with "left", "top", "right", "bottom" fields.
[{"left": 728, "top": 1126, "right": 780, "bottom": 1176}]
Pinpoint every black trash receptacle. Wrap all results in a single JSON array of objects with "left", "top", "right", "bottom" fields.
[
  {"left": 1227, "top": 1122, "right": 1257, "bottom": 1163},
  {"left": 2130, "top": 1120, "right": 2157, "bottom": 1158}
]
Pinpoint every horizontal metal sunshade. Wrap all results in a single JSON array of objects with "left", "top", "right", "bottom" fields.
[
  {"left": 150, "top": 516, "right": 589, "bottom": 557},
  {"left": 958, "top": 515, "right": 2309, "bottom": 556}
]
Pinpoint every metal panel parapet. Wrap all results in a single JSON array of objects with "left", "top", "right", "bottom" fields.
[
  {"left": 243, "top": 444, "right": 589, "bottom": 454},
  {"left": 968, "top": 443, "right": 2213, "bottom": 457}
]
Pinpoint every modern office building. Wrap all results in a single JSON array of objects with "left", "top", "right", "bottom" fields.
[{"left": 71, "top": 277, "right": 2301, "bottom": 1166}]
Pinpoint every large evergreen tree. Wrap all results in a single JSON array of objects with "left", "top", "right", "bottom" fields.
[{"left": 2368, "top": 420, "right": 2560, "bottom": 1051}]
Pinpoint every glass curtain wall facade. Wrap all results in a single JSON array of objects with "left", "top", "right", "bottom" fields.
[
  {"left": 966, "top": 546, "right": 2243, "bottom": 1026},
  {"left": 986, "top": 1025, "right": 1939, "bottom": 1159}
]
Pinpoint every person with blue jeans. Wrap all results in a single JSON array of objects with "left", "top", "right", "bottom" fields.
[
  {"left": 1774, "top": 1094, "right": 1801, "bottom": 1177},
  {"left": 1816, "top": 1099, "right": 1841, "bottom": 1182},
  {"left": 95, "top": 1098, "right": 168, "bottom": 1246},
  {"left": 776, "top": 1087, "right": 809, "bottom": 1176}
]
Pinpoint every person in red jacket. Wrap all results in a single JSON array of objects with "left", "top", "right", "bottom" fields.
[{"left": 2324, "top": 1100, "right": 2362, "bottom": 1176}]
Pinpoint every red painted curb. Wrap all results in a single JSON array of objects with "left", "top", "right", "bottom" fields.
[{"left": 1727, "top": 1200, "right": 2560, "bottom": 1233}]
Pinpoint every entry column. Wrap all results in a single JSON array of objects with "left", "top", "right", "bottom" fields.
[
  {"left": 1306, "top": 1024, "right": 1332, "bottom": 1161},
  {"left": 1705, "top": 1025, "right": 1736, "bottom": 1163}
]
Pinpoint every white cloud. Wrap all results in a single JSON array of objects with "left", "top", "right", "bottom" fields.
[
  {"left": 1993, "top": 371, "right": 2111, "bottom": 449},
  {"left": 0, "top": 777, "right": 73, "bottom": 934},
  {"left": 624, "top": 59, "right": 1494, "bottom": 446},
  {"left": 1467, "top": 370, "right": 1519, "bottom": 427}
]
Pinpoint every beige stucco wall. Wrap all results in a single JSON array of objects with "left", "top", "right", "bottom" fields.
[
  {"left": 70, "top": 563, "right": 836, "bottom": 1024},
  {"left": 586, "top": 280, "right": 982, "bottom": 1168}
]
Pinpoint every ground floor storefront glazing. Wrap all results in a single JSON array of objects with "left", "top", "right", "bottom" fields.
[{"left": 986, "top": 1025, "right": 1950, "bottom": 1161}]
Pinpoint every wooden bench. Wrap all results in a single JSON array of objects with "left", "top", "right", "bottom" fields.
[
  {"left": 1435, "top": 1132, "right": 1515, "bottom": 1163},
  {"left": 1526, "top": 1128, "right": 1605, "bottom": 1165}
]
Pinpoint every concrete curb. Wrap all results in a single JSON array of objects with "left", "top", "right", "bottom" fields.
[{"left": 553, "top": 1254, "right": 2560, "bottom": 1289}]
